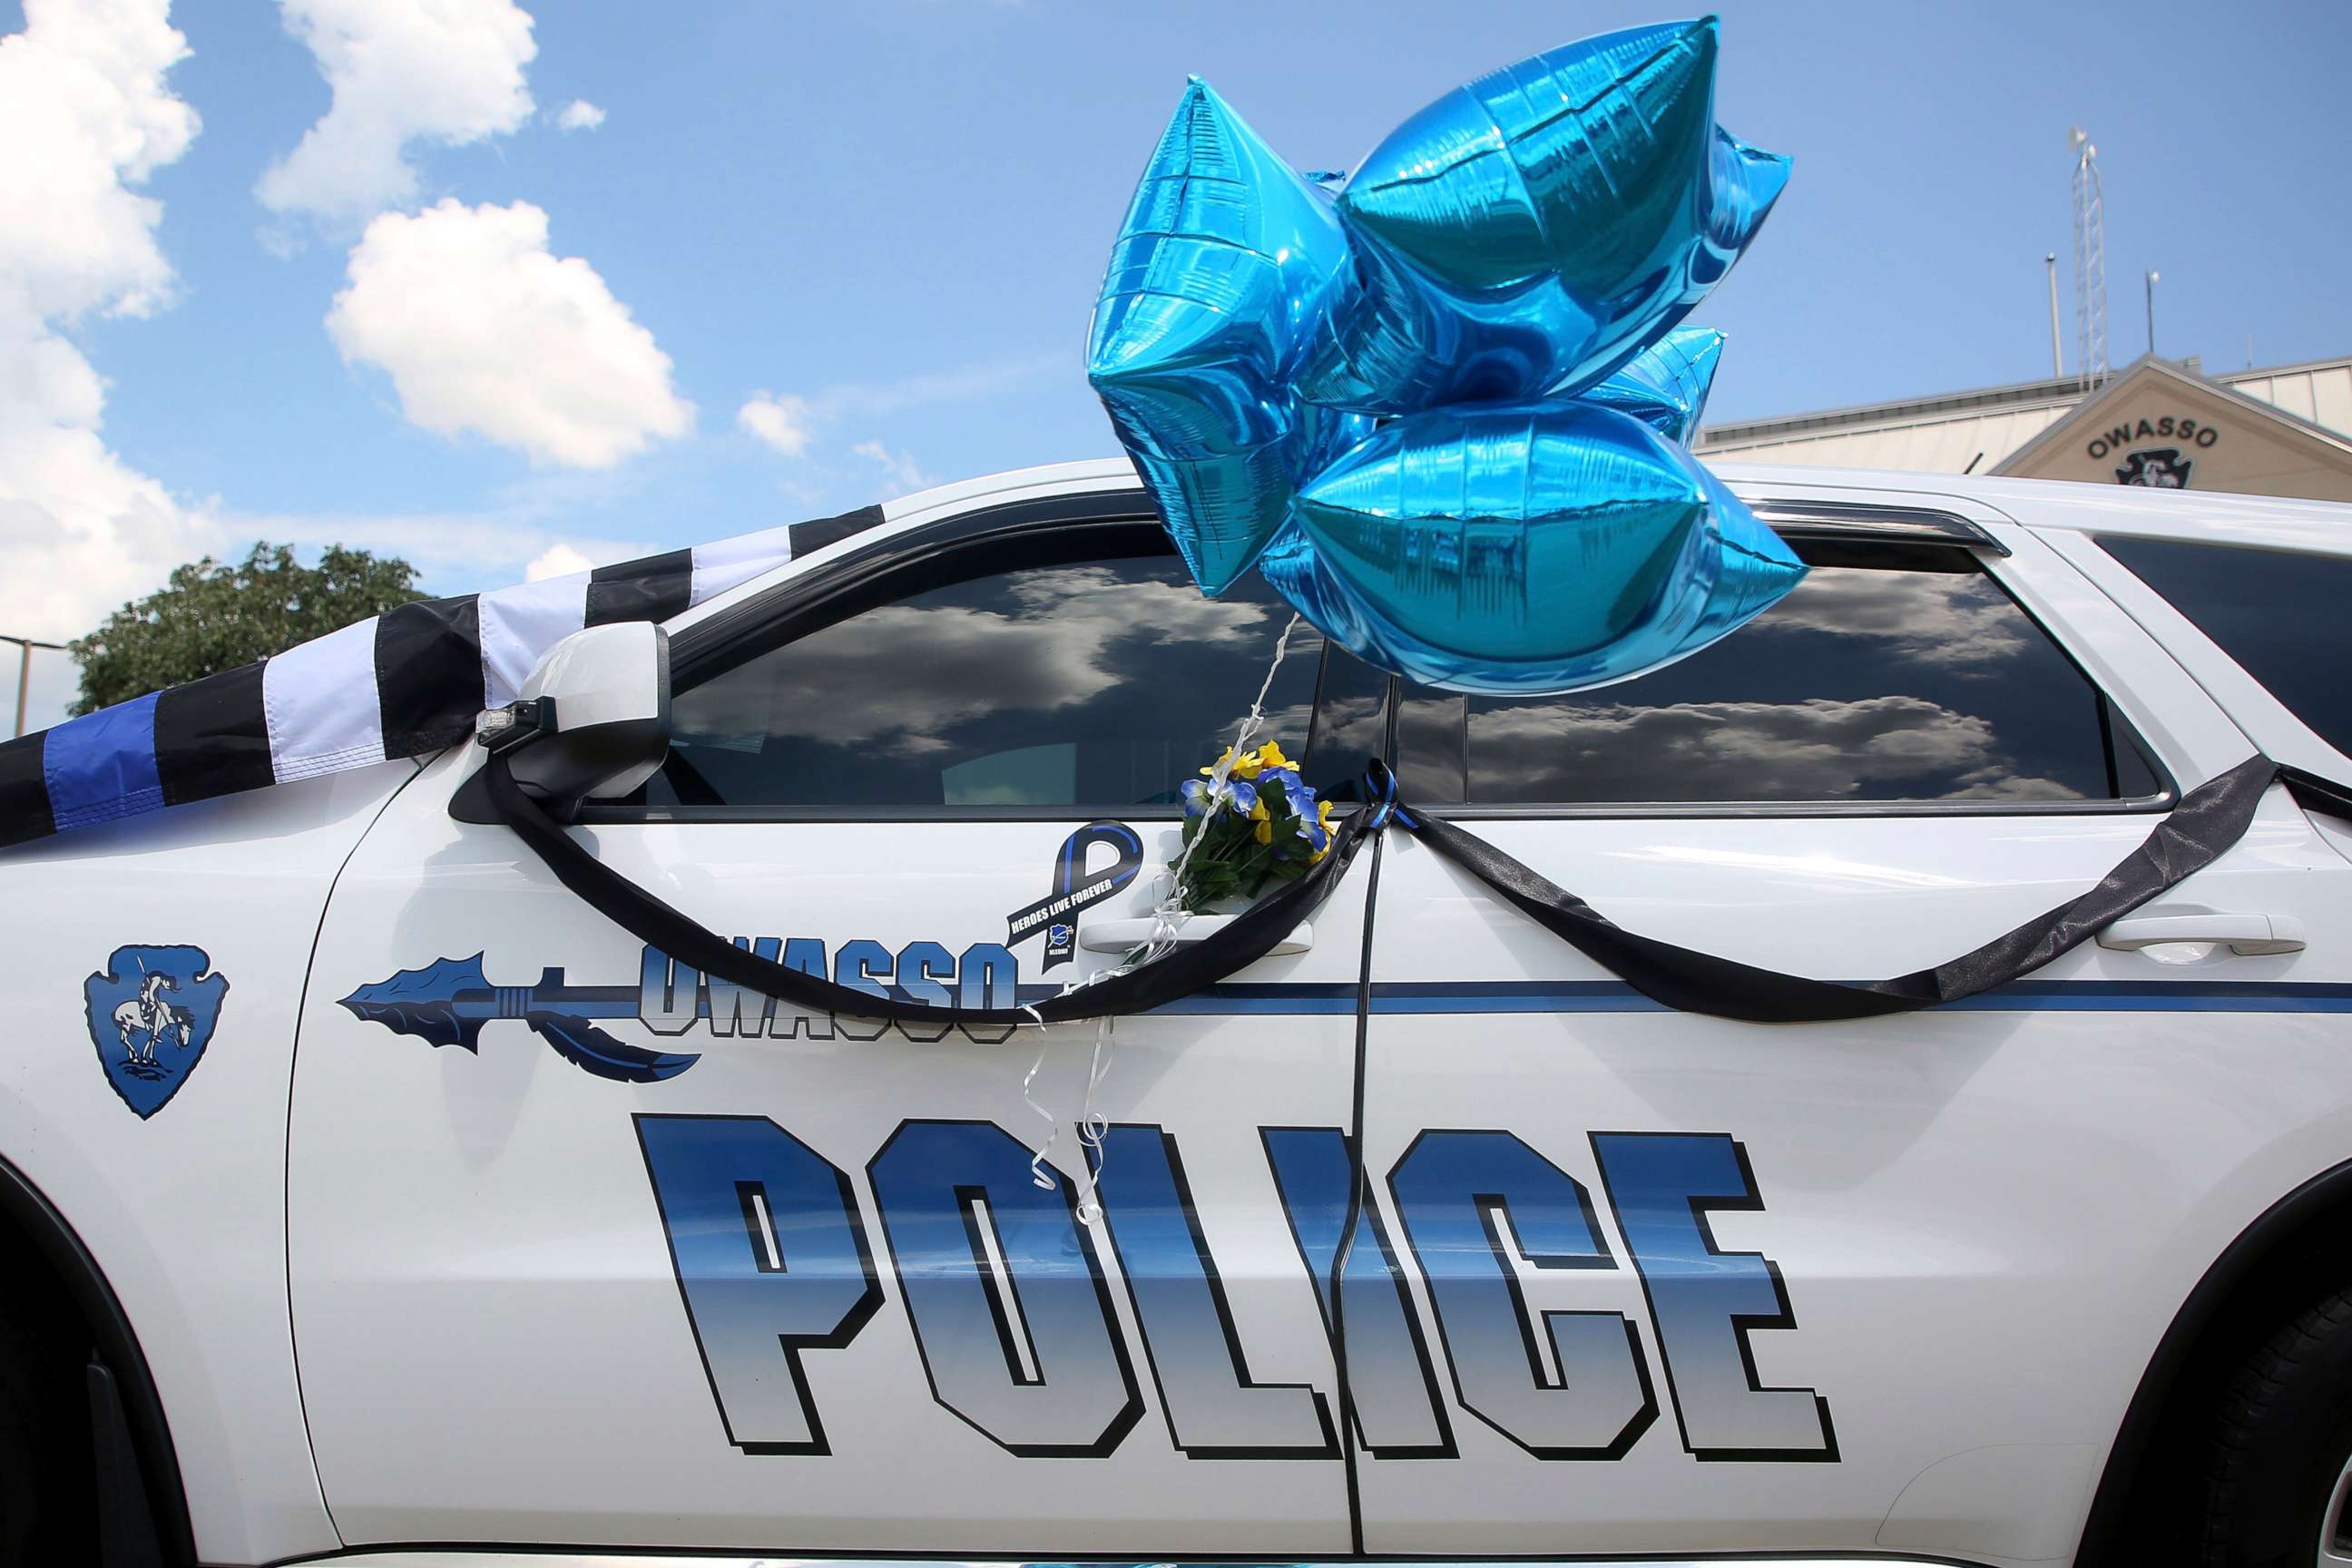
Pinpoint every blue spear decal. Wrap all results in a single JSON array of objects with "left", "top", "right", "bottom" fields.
[{"left": 339, "top": 953, "right": 699, "bottom": 1083}]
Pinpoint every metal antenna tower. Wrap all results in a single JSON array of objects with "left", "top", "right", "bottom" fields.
[{"left": 2069, "top": 127, "right": 2108, "bottom": 392}]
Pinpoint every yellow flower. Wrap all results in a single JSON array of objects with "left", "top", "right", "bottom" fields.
[
  {"left": 1317, "top": 799, "right": 1335, "bottom": 826},
  {"left": 1202, "top": 744, "right": 1265, "bottom": 781},
  {"left": 1254, "top": 740, "right": 1293, "bottom": 772},
  {"left": 1254, "top": 818, "right": 1273, "bottom": 844},
  {"left": 1249, "top": 798, "right": 1269, "bottom": 820}
]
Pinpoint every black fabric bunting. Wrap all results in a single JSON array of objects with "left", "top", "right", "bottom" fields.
[{"left": 491, "top": 745, "right": 2310, "bottom": 1029}]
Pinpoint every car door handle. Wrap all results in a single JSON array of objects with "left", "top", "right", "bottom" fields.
[
  {"left": 1081, "top": 916, "right": 1314, "bottom": 956},
  {"left": 2097, "top": 913, "right": 2308, "bottom": 956}
]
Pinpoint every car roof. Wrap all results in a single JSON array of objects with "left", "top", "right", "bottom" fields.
[
  {"left": 887, "top": 456, "right": 2352, "bottom": 554},
  {"left": 675, "top": 456, "right": 2352, "bottom": 635},
  {"left": 1709, "top": 458, "right": 2352, "bottom": 557}
]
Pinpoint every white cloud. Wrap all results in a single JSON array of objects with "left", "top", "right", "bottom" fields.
[
  {"left": 326, "top": 198, "right": 694, "bottom": 469},
  {"left": 851, "top": 438, "right": 934, "bottom": 496},
  {"left": 0, "top": 0, "right": 223, "bottom": 643},
  {"left": 0, "top": 0, "right": 197, "bottom": 319},
  {"left": 554, "top": 98, "right": 604, "bottom": 132},
  {"left": 524, "top": 542, "right": 595, "bottom": 580},
  {"left": 257, "top": 0, "right": 536, "bottom": 230},
  {"left": 737, "top": 392, "right": 814, "bottom": 457}
]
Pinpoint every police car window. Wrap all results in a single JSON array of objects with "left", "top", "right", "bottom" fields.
[
  {"left": 646, "top": 554, "right": 1326, "bottom": 811},
  {"left": 2099, "top": 536, "right": 2352, "bottom": 759},
  {"left": 1399, "top": 560, "right": 2161, "bottom": 807}
]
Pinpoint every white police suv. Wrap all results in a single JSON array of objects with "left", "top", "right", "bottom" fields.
[{"left": 2, "top": 458, "right": 2347, "bottom": 1568}]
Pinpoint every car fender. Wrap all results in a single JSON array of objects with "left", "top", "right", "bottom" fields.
[{"left": 0, "top": 759, "right": 418, "bottom": 1565}]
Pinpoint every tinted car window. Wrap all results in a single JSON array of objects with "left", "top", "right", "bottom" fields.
[
  {"left": 2100, "top": 536, "right": 2352, "bottom": 757},
  {"left": 650, "top": 553, "right": 1327, "bottom": 810},
  {"left": 1398, "top": 560, "right": 2160, "bottom": 806}
]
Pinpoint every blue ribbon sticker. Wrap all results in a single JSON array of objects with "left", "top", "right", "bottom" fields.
[{"left": 1004, "top": 823, "right": 1145, "bottom": 971}]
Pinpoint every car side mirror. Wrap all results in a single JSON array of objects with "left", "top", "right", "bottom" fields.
[{"left": 449, "top": 622, "right": 671, "bottom": 825}]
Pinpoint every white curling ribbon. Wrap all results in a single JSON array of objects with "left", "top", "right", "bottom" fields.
[
  {"left": 1021, "top": 1026, "right": 1060, "bottom": 1191},
  {"left": 1011, "top": 613, "right": 1307, "bottom": 1217},
  {"left": 1071, "top": 1014, "right": 1119, "bottom": 1226}
]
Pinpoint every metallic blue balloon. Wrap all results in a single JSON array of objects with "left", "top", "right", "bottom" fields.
[
  {"left": 1294, "top": 19, "right": 1789, "bottom": 416},
  {"left": 1088, "top": 77, "right": 1371, "bottom": 597},
  {"left": 1257, "top": 400, "right": 1805, "bottom": 694},
  {"left": 1579, "top": 326, "right": 1724, "bottom": 444}
]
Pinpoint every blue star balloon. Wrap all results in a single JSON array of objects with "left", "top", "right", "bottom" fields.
[
  {"left": 1294, "top": 19, "right": 1789, "bottom": 416},
  {"left": 1256, "top": 400, "right": 1806, "bottom": 694},
  {"left": 1088, "top": 77, "right": 1372, "bottom": 597},
  {"left": 1579, "top": 326, "right": 1725, "bottom": 444}
]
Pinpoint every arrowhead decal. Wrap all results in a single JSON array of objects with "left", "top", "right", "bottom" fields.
[
  {"left": 340, "top": 953, "right": 701, "bottom": 1083},
  {"left": 339, "top": 953, "right": 493, "bottom": 1052}
]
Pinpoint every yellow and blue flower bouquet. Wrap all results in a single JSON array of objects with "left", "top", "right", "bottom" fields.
[{"left": 1173, "top": 741, "right": 1336, "bottom": 915}]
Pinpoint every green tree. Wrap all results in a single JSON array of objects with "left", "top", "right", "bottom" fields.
[{"left": 69, "top": 543, "right": 426, "bottom": 715}]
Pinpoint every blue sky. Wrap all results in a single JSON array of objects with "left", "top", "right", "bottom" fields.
[{"left": 4, "top": 0, "right": 2348, "bottom": 722}]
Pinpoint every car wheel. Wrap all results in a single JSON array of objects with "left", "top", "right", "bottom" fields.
[
  {"left": 0, "top": 1279, "right": 87, "bottom": 1566},
  {"left": 2203, "top": 1284, "right": 2352, "bottom": 1566}
]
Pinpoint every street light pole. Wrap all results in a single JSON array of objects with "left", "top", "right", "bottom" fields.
[
  {"left": 0, "top": 635, "right": 68, "bottom": 739},
  {"left": 2045, "top": 253, "right": 2063, "bottom": 377}
]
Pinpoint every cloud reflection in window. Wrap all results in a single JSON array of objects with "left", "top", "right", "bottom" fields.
[
  {"left": 1452, "top": 564, "right": 2122, "bottom": 805},
  {"left": 665, "top": 558, "right": 1313, "bottom": 808}
]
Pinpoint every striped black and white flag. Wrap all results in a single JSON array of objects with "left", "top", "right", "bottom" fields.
[{"left": 0, "top": 505, "right": 883, "bottom": 850}]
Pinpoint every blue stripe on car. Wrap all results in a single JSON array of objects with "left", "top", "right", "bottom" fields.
[{"left": 1129, "top": 980, "right": 2352, "bottom": 1016}]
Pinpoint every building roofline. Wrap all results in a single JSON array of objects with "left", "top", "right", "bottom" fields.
[
  {"left": 2217, "top": 352, "right": 2352, "bottom": 383},
  {"left": 1697, "top": 371, "right": 2083, "bottom": 446},
  {"left": 1696, "top": 351, "right": 2352, "bottom": 449},
  {"left": 1990, "top": 352, "right": 2352, "bottom": 476}
]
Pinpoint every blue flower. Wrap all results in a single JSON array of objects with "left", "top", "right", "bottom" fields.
[
  {"left": 1182, "top": 774, "right": 1257, "bottom": 818},
  {"left": 1268, "top": 768, "right": 1316, "bottom": 818}
]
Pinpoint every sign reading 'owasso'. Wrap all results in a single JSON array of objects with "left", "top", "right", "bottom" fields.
[{"left": 2085, "top": 414, "right": 2220, "bottom": 462}]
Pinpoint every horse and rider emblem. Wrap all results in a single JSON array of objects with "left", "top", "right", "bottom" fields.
[
  {"left": 2115, "top": 447, "right": 2194, "bottom": 488},
  {"left": 83, "top": 946, "right": 230, "bottom": 1119}
]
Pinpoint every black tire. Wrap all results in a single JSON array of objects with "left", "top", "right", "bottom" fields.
[
  {"left": 2203, "top": 1283, "right": 2352, "bottom": 1566},
  {"left": 0, "top": 1276, "right": 92, "bottom": 1566}
]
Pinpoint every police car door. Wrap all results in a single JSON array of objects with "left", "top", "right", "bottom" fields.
[
  {"left": 1348, "top": 494, "right": 2352, "bottom": 1559},
  {"left": 287, "top": 488, "right": 1379, "bottom": 1553}
]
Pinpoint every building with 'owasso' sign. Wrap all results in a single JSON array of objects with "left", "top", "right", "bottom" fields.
[{"left": 1695, "top": 352, "right": 2352, "bottom": 503}]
